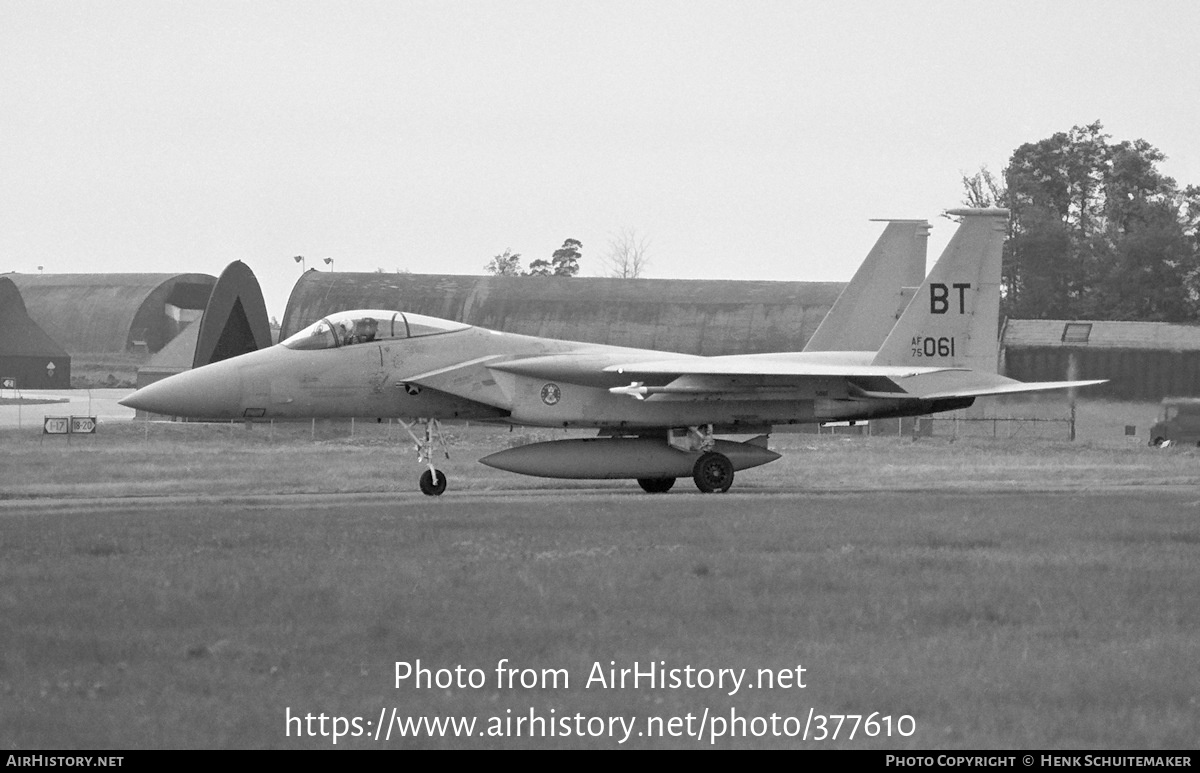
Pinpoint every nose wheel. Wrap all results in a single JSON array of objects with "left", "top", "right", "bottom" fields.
[
  {"left": 400, "top": 418, "right": 450, "bottom": 496},
  {"left": 419, "top": 469, "right": 447, "bottom": 496}
]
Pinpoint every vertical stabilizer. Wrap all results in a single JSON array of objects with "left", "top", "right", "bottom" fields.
[
  {"left": 804, "top": 219, "right": 929, "bottom": 352},
  {"left": 872, "top": 208, "right": 1007, "bottom": 373}
]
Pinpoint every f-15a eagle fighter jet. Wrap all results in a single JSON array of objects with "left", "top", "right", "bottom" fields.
[{"left": 121, "top": 208, "right": 1105, "bottom": 495}]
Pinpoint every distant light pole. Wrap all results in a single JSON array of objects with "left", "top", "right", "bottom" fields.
[
  {"left": 293, "top": 255, "right": 305, "bottom": 271},
  {"left": 324, "top": 257, "right": 334, "bottom": 271}
]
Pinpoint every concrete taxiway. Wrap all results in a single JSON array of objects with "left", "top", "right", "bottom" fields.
[{"left": 0, "top": 388, "right": 135, "bottom": 428}]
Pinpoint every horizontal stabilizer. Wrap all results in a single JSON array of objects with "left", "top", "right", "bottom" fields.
[{"left": 918, "top": 378, "right": 1108, "bottom": 400}]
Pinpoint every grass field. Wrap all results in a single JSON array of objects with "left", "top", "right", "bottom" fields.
[{"left": 1, "top": 406, "right": 1198, "bottom": 749}]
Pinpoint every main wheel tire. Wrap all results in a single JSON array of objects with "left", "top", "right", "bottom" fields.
[
  {"left": 419, "top": 469, "right": 447, "bottom": 496},
  {"left": 637, "top": 477, "right": 676, "bottom": 494},
  {"left": 692, "top": 452, "right": 734, "bottom": 493}
]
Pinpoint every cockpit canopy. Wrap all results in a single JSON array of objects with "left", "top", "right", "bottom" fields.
[{"left": 281, "top": 310, "right": 470, "bottom": 351}]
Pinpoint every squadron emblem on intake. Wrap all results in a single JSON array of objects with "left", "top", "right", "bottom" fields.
[{"left": 540, "top": 383, "right": 562, "bottom": 406}]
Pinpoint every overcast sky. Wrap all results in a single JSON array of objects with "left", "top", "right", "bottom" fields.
[{"left": 3, "top": 1, "right": 1198, "bottom": 319}]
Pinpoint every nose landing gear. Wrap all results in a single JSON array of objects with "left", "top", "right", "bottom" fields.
[
  {"left": 419, "top": 468, "right": 447, "bottom": 496},
  {"left": 400, "top": 418, "right": 450, "bottom": 496}
]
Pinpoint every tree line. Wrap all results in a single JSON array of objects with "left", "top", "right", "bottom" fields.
[
  {"left": 483, "top": 122, "right": 1200, "bottom": 324},
  {"left": 485, "top": 239, "right": 582, "bottom": 277},
  {"left": 484, "top": 229, "right": 652, "bottom": 279},
  {"left": 963, "top": 121, "right": 1200, "bottom": 322}
]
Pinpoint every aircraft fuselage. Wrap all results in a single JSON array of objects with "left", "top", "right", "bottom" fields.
[{"left": 127, "top": 324, "right": 965, "bottom": 429}]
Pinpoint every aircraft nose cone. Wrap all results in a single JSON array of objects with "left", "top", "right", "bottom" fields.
[{"left": 119, "top": 363, "right": 243, "bottom": 418}]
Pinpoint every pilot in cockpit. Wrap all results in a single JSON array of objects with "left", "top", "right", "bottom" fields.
[{"left": 359, "top": 317, "right": 378, "bottom": 343}]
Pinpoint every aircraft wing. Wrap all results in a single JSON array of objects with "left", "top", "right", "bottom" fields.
[
  {"left": 600, "top": 355, "right": 1106, "bottom": 401},
  {"left": 603, "top": 356, "right": 953, "bottom": 379},
  {"left": 488, "top": 350, "right": 702, "bottom": 387},
  {"left": 484, "top": 349, "right": 1106, "bottom": 403}
]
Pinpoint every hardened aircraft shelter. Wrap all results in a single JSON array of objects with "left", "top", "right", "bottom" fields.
[
  {"left": 0, "top": 277, "right": 71, "bottom": 389},
  {"left": 280, "top": 271, "right": 846, "bottom": 356},
  {"left": 136, "top": 261, "right": 273, "bottom": 390},
  {"left": 6, "top": 272, "right": 216, "bottom": 355}
]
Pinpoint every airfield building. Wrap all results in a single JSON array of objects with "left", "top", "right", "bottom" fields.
[
  {"left": 6, "top": 273, "right": 216, "bottom": 355},
  {"left": 0, "top": 278, "right": 71, "bottom": 389},
  {"left": 1001, "top": 319, "right": 1200, "bottom": 401},
  {"left": 16, "top": 262, "right": 1200, "bottom": 407},
  {"left": 135, "top": 261, "right": 272, "bottom": 391}
]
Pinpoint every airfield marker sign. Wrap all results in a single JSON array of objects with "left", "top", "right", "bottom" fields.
[
  {"left": 5, "top": 377, "right": 20, "bottom": 428},
  {"left": 42, "top": 416, "right": 97, "bottom": 444}
]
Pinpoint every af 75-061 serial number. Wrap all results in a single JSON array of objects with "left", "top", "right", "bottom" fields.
[{"left": 910, "top": 336, "right": 956, "bottom": 358}]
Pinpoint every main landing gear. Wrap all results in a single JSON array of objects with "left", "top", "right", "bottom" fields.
[
  {"left": 400, "top": 418, "right": 450, "bottom": 496},
  {"left": 637, "top": 477, "right": 676, "bottom": 493},
  {"left": 637, "top": 458, "right": 737, "bottom": 494},
  {"left": 667, "top": 424, "right": 735, "bottom": 494},
  {"left": 692, "top": 452, "right": 734, "bottom": 493}
]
